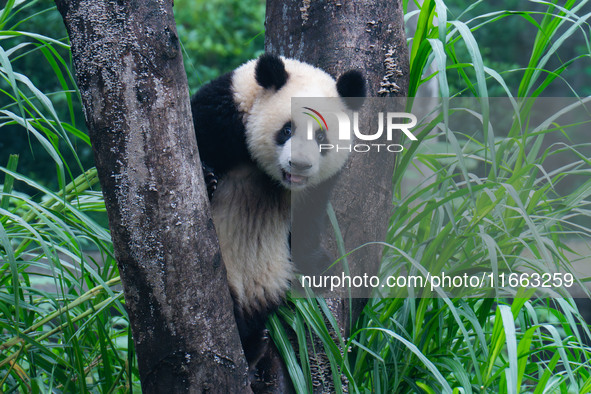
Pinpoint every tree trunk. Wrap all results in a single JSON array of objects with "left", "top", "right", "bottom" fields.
[
  {"left": 265, "top": 0, "right": 409, "bottom": 391},
  {"left": 54, "top": 1, "right": 251, "bottom": 392}
]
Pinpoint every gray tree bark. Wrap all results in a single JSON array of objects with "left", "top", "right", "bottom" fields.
[
  {"left": 54, "top": 1, "right": 251, "bottom": 392},
  {"left": 265, "top": 0, "right": 409, "bottom": 391}
]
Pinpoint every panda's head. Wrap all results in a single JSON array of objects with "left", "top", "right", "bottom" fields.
[{"left": 232, "top": 54, "right": 365, "bottom": 191}]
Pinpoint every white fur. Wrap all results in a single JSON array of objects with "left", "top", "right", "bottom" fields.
[
  {"left": 278, "top": 139, "right": 292, "bottom": 173},
  {"left": 213, "top": 57, "right": 350, "bottom": 312},
  {"left": 211, "top": 165, "right": 291, "bottom": 314},
  {"left": 233, "top": 57, "right": 349, "bottom": 189}
]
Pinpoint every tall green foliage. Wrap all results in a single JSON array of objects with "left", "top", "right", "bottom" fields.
[
  {"left": 1, "top": 0, "right": 590, "bottom": 392},
  {"left": 0, "top": 0, "right": 265, "bottom": 391},
  {"left": 0, "top": 0, "right": 92, "bottom": 191},
  {"left": 273, "top": 1, "right": 591, "bottom": 392},
  {"left": 0, "top": 1, "right": 136, "bottom": 391}
]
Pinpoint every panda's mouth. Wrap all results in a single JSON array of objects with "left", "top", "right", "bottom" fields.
[{"left": 282, "top": 170, "right": 308, "bottom": 186}]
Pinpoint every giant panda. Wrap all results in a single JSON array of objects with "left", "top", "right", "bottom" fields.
[{"left": 190, "top": 53, "right": 365, "bottom": 373}]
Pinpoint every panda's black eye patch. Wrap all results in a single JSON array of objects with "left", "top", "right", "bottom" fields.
[
  {"left": 315, "top": 130, "right": 327, "bottom": 143},
  {"left": 275, "top": 122, "right": 292, "bottom": 145}
]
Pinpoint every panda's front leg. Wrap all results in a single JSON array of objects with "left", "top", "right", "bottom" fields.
[
  {"left": 201, "top": 163, "right": 218, "bottom": 200},
  {"left": 233, "top": 304, "right": 273, "bottom": 378},
  {"left": 243, "top": 327, "right": 271, "bottom": 376}
]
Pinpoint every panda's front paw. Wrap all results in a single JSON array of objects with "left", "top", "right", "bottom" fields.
[
  {"left": 248, "top": 329, "right": 271, "bottom": 384},
  {"left": 261, "top": 328, "right": 270, "bottom": 345},
  {"left": 202, "top": 164, "right": 218, "bottom": 200}
]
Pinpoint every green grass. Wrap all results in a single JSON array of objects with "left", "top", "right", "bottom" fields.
[
  {"left": 1, "top": 0, "right": 590, "bottom": 393},
  {"left": 0, "top": 1, "right": 139, "bottom": 392},
  {"left": 273, "top": 1, "right": 591, "bottom": 393}
]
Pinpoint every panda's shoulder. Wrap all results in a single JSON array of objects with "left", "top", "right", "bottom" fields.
[
  {"left": 191, "top": 69, "right": 251, "bottom": 173},
  {"left": 190, "top": 71, "right": 235, "bottom": 115}
]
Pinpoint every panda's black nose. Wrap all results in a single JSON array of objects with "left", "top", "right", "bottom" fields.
[{"left": 289, "top": 160, "right": 312, "bottom": 171}]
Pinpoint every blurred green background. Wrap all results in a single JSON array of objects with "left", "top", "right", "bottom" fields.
[
  {"left": 2, "top": 0, "right": 590, "bottom": 190},
  {"left": 2, "top": 1, "right": 591, "bottom": 392},
  {"left": 0, "top": 0, "right": 265, "bottom": 192}
]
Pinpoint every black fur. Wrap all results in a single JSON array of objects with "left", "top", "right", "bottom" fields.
[
  {"left": 191, "top": 71, "right": 252, "bottom": 175},
  {"left": 275, "top": 122, "right": 292, "bottom": 146},
  {"left": 336, "top": 70, "right": 366, "bottom": 110},
  {"left": 233, "top": 299, "right": 276, "bottom": 373},
  {"left": 255, "top": 53, "right": 288, "bottom": 90},
  {"left": 202, "top": 164, "right": 218, "bottom": 200}
]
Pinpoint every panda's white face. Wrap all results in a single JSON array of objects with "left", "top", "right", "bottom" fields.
[
  {"left": 233, "top": 58, "right": 352, "bottom": 191},
  {"left": 247, "top": 96, "right": 349, "bottom": 191},
  {"left": 276, "top": 115, "right": 350, "bottom": 191}
]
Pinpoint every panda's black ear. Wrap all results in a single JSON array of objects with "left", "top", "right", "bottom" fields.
[
  {"left": 255, "top": 54, "right": 288, "bottom": 90},
  {"left": 337, "top": 70, "right": 366, "bottom": 110}
]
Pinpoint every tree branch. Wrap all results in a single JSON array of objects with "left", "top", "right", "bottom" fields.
[
  {"left": 265, "top": 1, "right": 409, "bottom": 391},
  {"left": 55, "top": 1, "right": 251, "bottom": 391}
]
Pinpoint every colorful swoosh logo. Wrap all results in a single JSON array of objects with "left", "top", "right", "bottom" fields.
[{"left": 303, "top": 107, "right": 328, "bottom": 131}]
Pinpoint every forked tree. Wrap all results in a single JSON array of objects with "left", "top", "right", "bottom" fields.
[
  {"left": 265, "top": 1, "right": 408, "bottom": 390},
  {"left": 54, "top": 0, "right": 408, "bottom": 392}
]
